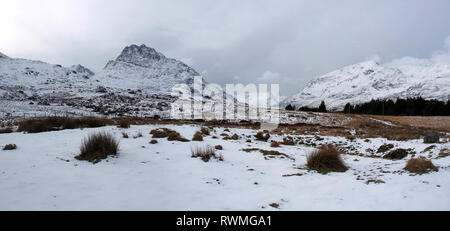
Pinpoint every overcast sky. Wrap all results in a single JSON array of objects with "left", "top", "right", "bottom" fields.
[{"left": 1, "top": 0, "right": 450, "bottom": 95}]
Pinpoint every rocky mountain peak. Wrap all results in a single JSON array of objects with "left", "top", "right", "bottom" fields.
[
  {"left": 115, "top": 44, "right": 166, "bottom": 67},
  {"left": 0, "top": 52, "right": 9, "bottom": 59}
]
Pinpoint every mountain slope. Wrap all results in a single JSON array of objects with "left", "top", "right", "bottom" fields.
[
  {"left": 0, "top": 45, "right": 206, "bottom": 118},
  {"left": 94, "top": 44, "right": 200, "bottom": 94},
  {"left": 285, "top": 60, "right": 450, "bottom": 110}
]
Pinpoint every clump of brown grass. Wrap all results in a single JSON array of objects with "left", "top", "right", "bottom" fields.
[
  {"left": 3, "top": 144, "right": 17, "bottom": 150},
  {"left": 117, "top": 119, "right": 131, "bottom": 128},
  {"left": 150, "top": 128, "right": 171, "bottom": 138},
  {"left": 200, "top": 127, "right": 210, "bottom": 136},
  {"left": 191, "top": 145, "right": 223, "bottom": 162},
  {"left": 281, "top": 136, "right": 295, "bottom": 145},
  {"left": 167, "top": 131, "right": 190, "bottom": 142},
  {"left": 383, "top": 148, "right": 408, "bottom": 160},
  {"left": 18, "top": 117, "right": 107, "bottom": 133},
  {"left": 192, "top": 131, "right": 204, "bottom": 141},
  {"left": 254, "top": 131, "right": 270, "bottom": 142},
  {"left": 75, "top": 132, "right": 118, "bottom": 163},
  {"left": 438, "top": 148, "right": 449, "bottom": 157},
  {"left": 270, "top": 141, "right": 280, "bottom": 147},
  {"left": 259, "top": 149, "right": 293, "bottom": 160},
  {"left": 215, "top": 145, "right": 223, "bottom": 150},
  {"left": 306, "top": 144, "right": 348, "bottom": 174},
  {"left": 133, "top": 132, "right": 143, "bottom": 139},
  {"left": 404, "top": 157, "right": 438, "bottom": 174},
  {"left": 377, "top": 143, "right": 394, "bottom": 153},
  {"left": 0, "top": 127, "right": 13, "bottom": 134},
  {"left": 149, "top": 139, "right": 158, "bottom": 144}
]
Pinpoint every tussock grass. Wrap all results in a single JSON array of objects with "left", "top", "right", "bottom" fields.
[
  {"left": 404, "top": 157, "right": 438, "bottom": 174},
  {"left": 191, "top": 145, "right": 223, "bottom": 162},
  {"left": 75, "top": 132, "right": 118, "bottom": 163},
  {"left": 307, "top": 144, "right": 348, "bottom": 174},
  {"left": 18, "top": 117, "right": 107, "bottom": 133},
  {"left": 0, "top": 127, "right": 13, "bottom": 134},
  {"left": 3, "top": 144, "right": 17, "bottom": 150},
  {"left": 254, "top": 131, "right": 270, "bottom": 142},
  {"left": 192, "top": 131, "right": 204, "bottom": 141}
]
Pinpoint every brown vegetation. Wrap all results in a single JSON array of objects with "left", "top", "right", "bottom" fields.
[
  {"left": 191, "top": 145, "right": 223, "bottom": 162},
  {"left": 3, "top": 144, "right": 17, "bottom": 150},
  {"left": 75, "top": 132, "right": 119, "bottom": 163},
  {"left": 404, "top": 157, "right": 438, "bottom": 174},
  {"left": 192, "top": 131, "right": 204, "bottom": 141},
  {"left": 306, "top": 144, "right": 348, "bottom": 174}
]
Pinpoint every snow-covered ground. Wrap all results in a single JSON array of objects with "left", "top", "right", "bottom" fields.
[{"left": 0, "top": 124, "right": 449, "bottom": 210}]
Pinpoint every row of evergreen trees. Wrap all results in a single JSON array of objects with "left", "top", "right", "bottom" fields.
[
  {"left": 343, "top": 97, "right": 450, "bottom": 116},
  {"left": 285, "top": 101, "right": 327, "bottom": 112},
  {"left": 285, "top": 97, "right": 450, "bottom": 116}
]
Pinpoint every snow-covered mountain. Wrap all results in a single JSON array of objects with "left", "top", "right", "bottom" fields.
[
  {"left": 0, "top": 45, "right": 205, "bottom": 118},
  {"left": 285, "top": 60, "right": 450, "bottom": 110},
  {"left": 95, "top": 44, "right": 200, "bottom": 94}
]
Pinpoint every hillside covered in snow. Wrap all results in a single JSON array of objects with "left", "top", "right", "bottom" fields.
[
  {"left": 285, "top": 59, "right": 450, "bottom": 110},
  {"left": 0, "top": 45, "right": 203, "bottom": 118}
]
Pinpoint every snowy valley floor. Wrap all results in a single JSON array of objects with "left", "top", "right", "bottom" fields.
[{"left": 0, "top": 124, "right": 449, "bottom": 210}]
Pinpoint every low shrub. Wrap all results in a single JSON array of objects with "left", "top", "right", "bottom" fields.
[
  {"left": 215, "top": 145, "right": 223, "bottom": 150},
  {"left": 306, "top": 144, "right": 348, "bottom": 174},
  {"left": 122, "top": 132, "right": 129, "bottom": 138},
  {"left": 149, "top": 139, "right": 158, "bottom": 144},
  {"left": 404, "top": 157, "right": 438, "bottom": 174},
  {"left": 75, "top": 132, "right": 119, "bottom": 163},
  {"left": 3, "top": 144, "right": 17, "bottom": 150}
]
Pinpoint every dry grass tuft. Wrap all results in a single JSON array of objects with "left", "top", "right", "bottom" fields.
[
  {"left": 167, "top": 131, "right": 189, "bottom": 142},
  {"left": 122, "top": 132, "right": 129, "bottom": 138},
  {"left": 254, "top": 131, "right": 270, "bottom": 142},
  {"left": 438, "top": 148, "right": 449, "bottom": 158},
  {"left": 215, "top": 145, "right": 223, "bottom": 150},
  {"left": 270, "top": 141, "right": 280, "bottom": 147},
  {"left": 191, "top": 145, "right": 223, "bottom": 162},
  {"left": 383, "top": 148, "right": 408, "bottom": 160},
  {"left": 75, "top": 132, "right": 118, "bottom": 163},
  {"left": 306, "top": 144, "right": 348, "bottom": 174},
  {"left": 3, "top": 144, "right": 17, "bottom": 150},
  {"left": 281, "top": 136, "right": 295, "bottom": 145},
  {"left": 404, "top": 157, "right": 438, "bottom": 174},
  {"left": 0, "top": 127, "right": 13, "bottom": 134},
  {"left": 149, "top": 139, "right": 158, "bottom": 144},
  {"left": 377, "top": 143, "right": 394, "bottom": 153},
  {"left": 18, "top": 117, "right": 107, "bottom": 133},
  {"left": 192, "top": 131, "right": 204, "bottom": 141},
  {"left": 117, "top": 119, "right": 131, "bottom": 128},
  {"left": 133, "top": 132, "right": 143, "bottom": 139},
  {"left": 200, "top": 127, "right": 210, "bottom": 136}
]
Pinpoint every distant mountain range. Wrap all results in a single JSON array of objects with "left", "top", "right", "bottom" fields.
[
  {"left": 284, "top": 59, "right": 450, "bottom": 110},
  {"left": 1, "top": 45, "right": 449, "bottom": 118},
  {"left": 0, "top": 44, "right": 202, "bottom": 118}
]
